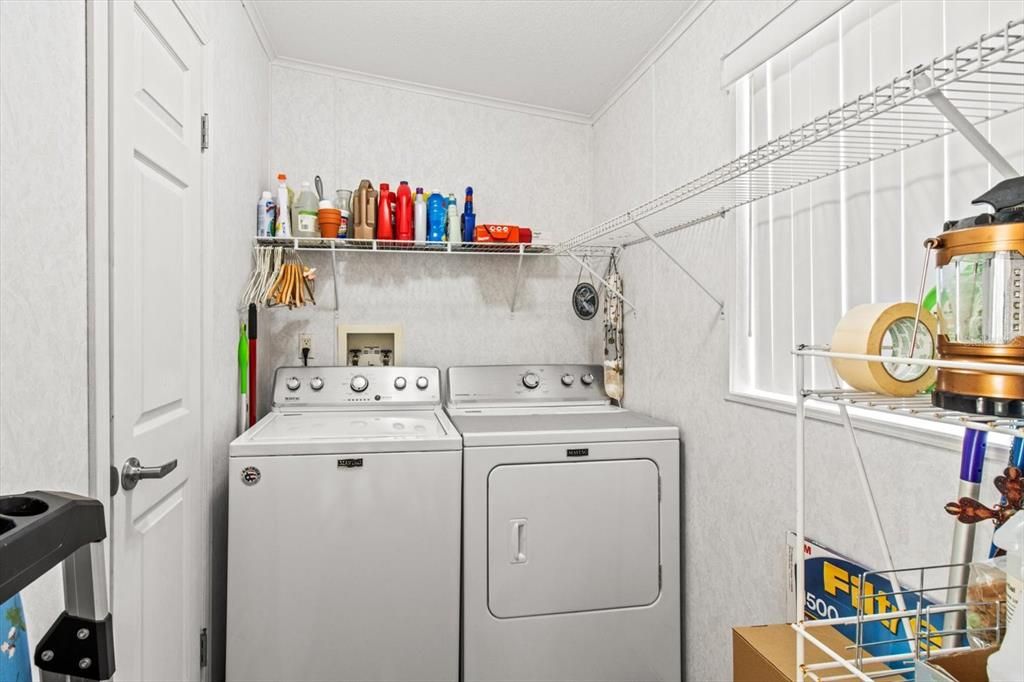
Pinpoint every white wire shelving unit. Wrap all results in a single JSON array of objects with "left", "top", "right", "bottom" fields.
[
  {"left": 556, "top": 19, "right": 1024, "bottom": 315},
  {"left": 792, "top": 348, "right": 1024, "bottom": 681}
]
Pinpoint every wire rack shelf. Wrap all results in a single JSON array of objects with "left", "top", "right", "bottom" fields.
[
  {"left": 560, "top": 19, "right": 1024, "bottom": 251},
  {"left": 254, "top": 236, "right": 612, "bottom": 258}
]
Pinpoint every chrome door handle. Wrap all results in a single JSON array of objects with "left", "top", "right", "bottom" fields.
[{"left": 121, "top": 457, "right": 178, "bottom": 491}]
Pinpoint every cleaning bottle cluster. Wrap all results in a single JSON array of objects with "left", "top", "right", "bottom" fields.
[{"left": 258, "top": 176, "right": 533, "bottom": 245}]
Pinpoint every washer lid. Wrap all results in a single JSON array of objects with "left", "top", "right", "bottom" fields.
[
  {"left": 229, "top": 409, "right": 460, "bottom": 456},
  {"left": 448, "top": 409, "right": 678, "bottom": 447}
]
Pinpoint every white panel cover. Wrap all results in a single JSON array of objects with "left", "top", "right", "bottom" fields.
[
  {"left": 488, "top": 459, "right": 660, "bottom": 618},
  {"left": 227, "top": 449, "right": 461, "bottom": 681}
]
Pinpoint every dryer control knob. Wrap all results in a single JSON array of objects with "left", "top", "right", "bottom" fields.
[
  {"left": 522, "top": 373, "right": 540, "bottom": 389},
  {"left": 561, "top": 374, "right": 575, "bottom": 386},
  {"left": 286, "top": 377, "right": 301, "bottom": 391},
  {"left": 310, "top": 377, "right": 324, "bottom": 391},
  {"left": 394, "top": 377, "right": 407, "bottom": 390},
  {"left": 350, "top": 375, "right": 369, "bottom": 392},
  {"left": 415, "top": 376, "right": 429, "bottom": 390},
  {"left": 581, "top": 373, "right": 595, "bottom": 386}
]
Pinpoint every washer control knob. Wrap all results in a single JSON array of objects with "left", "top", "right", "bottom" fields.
[
  {"left": 286, "top": 377, "right": 301, "bottom": 391},
  {"left": 415, "top": 376, "right": 429, "bottom": 390},
  {"left": 350, "top": 375, "right": 369, "bottom": 393},
  {"left": 561, "top": 374, "right": 575, "bottom": 386},
  {"left": 581, "top": 373, "right": 595, "bottom": 386},
  {"left": 310, "top": 377, "right": 324, "bottom": 391},
  {"left": 394, "top": 376, "right": 407, "bottom": 390},
  {"left": 522, "top": 373, "right": 540, "bottom": 389}
]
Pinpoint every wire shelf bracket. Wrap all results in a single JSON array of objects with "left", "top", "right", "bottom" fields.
[
  {"left": 628, "top": 215, "right": 725, "bottom": 319},
  {"left": 914, "top": 73, "right": 1020, "bottom": 179}
]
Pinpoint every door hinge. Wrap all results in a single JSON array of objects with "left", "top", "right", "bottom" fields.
[
  {"left": 200, "top": 113, "right": 209, "bottom": 152},
  {"left": 199, "top": 627, "right": 208, "bottom": 667}
]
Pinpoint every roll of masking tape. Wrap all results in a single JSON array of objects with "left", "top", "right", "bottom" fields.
[{"left": 830, "top": 302, "right": 938, "bottom": 397}]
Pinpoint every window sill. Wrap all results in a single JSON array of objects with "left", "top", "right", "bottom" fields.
[{"left": 725, "top": 389, "right": 1015, "bottom": 459}]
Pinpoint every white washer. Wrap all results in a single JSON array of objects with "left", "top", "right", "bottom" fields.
[
  {"left": 446, "top": 364, "right": 681, "bottom": 682},
  {"left": 227, "top": 366, "right": 461, "bottom": 682}
]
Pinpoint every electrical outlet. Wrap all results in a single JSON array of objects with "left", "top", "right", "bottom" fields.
[{"left": 298, "top": 333, "right": 313, "bottom": 360}]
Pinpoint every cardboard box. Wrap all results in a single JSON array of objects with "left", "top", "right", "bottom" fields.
[
  {"left": 733, "top": 623, "right": 893, "bottom": 682},
  {"left": 914, "top": 648, "right": 995, "bottom": 682}
]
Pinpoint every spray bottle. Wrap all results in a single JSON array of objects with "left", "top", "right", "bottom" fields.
[
  {"left": 275, "top": 173, "right": 291, "bottom": 237},
  {"left": 446, "top": 194, "right": 460, "bottom": 244},
  {"left": 414, "top": 187, "right": 427, "bottom": 242},
  {"left": 461, "top": 186, "right": 475, "bottom": 242},
  {"left": 257, "top": 191, "right": 275, "bottom": 238}
]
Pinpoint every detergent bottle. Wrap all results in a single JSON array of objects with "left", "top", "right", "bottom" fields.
[
  {"left": 461, "top": 186, "right": 475, "bottom": 242},
  {"left": 427, "top": 191, "right": 446, "bottom": 242},
  {"left": 257, "top": 191, "right": 275, "bottom": 237},
  {"left": 414, "top": 187, "right": 427, "bottom": 242},
  {"left": 396, "top": 181, "right": 413, "bottom": 241},
  {"left": 446, "top": 194, "right": 460, "bottom": 244},
  {"left": 377, "top": 182, "right": 394, "bottom": 240},
  {"left": 275, "top": 173, "right": 291, "bottom": 237},
  {"left": 293, "top": 181, "right": 319, "bottom": 237}
]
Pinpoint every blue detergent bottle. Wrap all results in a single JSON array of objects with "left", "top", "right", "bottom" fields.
[{"left": 427, "top": 191, "right": 446, "bottom": 242}]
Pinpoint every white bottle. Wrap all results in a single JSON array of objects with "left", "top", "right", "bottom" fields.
[
  {"left": 293, "top": 181, "right": 319, "bottom": 237},
  {"left": 413, "top": 187, "right": 427, "bottom": 242},
  {"left": 988, "top": 513, "right": 1024, "bottom": 682},
  {"left": 446, "top": 194, "right": 460, "bottom": 244},
  {"left": 257, "top": 191, "right": 274, "bottom": 238},
  {"left": 275, "top": 173, "right": 291, "bottom": 237}
]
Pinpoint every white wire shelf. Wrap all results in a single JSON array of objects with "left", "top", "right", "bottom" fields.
[
  {"left": 254, "top": 236, "right": 612, "bottom": 257},
  {"left": 795, "top": 347, "right": 1024, "bottom": 439},
  {"left": 560, "top": 19, "right": 1024, "bottom": 251},
  {"left": 803, "top": 390, "right": 1024, "bottom": 439}
]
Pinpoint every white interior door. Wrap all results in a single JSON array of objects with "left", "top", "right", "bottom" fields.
[{"left": 109, "top": 1, "right": 204, "bottom": 680}]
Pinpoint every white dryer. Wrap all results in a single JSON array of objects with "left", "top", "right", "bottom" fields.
[
  {"left": 227, "top": 366, "right": 461, "bottom": 682},
  {"left": 446, "top": 364, "right": 681, "bottom": 682}
]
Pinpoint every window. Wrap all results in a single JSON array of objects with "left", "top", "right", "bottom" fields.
[{"left": 730, "top": 0, "right": 1024, "bottom": 403}]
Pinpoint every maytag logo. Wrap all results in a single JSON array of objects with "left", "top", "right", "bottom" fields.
[
  {"left": 566, "top": 448, "right": 589, "bottom": 457},
  {"left": 337, "top": 458, "right": 364, "bottom": 468}
]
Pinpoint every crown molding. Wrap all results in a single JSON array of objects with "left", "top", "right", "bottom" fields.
[
  {"left": 245, "top": 0, "right": 713, "bottom": 126},
  {"left": 590, "top": 0, "right": 714, "bottom": 123},
  {"left": 241, "top": 0, "right": 276, "bottom": 60},
  {"left": 272, "top": 56, "right": 593, "bottom": 126}
]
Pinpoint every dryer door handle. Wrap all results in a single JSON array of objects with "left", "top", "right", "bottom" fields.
[{"left": 509, "top": 519, "right": 527, "bottom": 564}]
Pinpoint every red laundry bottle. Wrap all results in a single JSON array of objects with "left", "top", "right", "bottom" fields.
[
  {"left": 396, "top": 181, "right": 413, "bottom": 241},
  {"left": 377, "top": 183, "right": 394, "bottom": 240}
]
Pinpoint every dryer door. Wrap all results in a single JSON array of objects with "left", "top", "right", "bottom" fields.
[{"left": 487, "top": 458, "right": 660, "bottom": 618}]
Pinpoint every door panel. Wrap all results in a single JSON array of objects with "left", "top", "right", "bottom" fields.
[
  {"left": 487, "top": 459, "right": 661, "bottom": 618},
  {"left": 110, "top": 1, "right": 204, "bottom": 680}
]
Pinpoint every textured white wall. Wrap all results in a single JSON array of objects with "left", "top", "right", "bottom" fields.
[
  {"left": 590, "top": 1, "right": 1015, "bottom": 680},
  {"left": 195, "top": 2, "right": 270, "bottom": 679},
  {"left": 262, "top": 64, "right": 601, "bottom": 412},
  {"left": 0, "top": 0, "right": 89, "bottom": 657}
]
